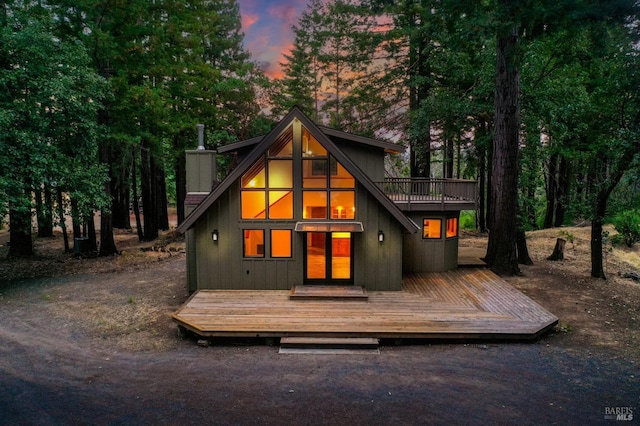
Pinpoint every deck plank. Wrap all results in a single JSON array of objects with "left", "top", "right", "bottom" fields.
[{"left": 173, "top": 269, "right": 558, "bottom": 340}]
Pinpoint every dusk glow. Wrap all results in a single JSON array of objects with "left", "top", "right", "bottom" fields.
[{"left": 237, "top": 0, "right": 308, "bottom": 79}]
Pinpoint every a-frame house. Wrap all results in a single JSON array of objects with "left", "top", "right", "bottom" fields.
[
  {"left": 178, "top": 107, "right": 477, "bottom": 292},
  {"left": 173, "top": 107, "right": 559, "bottom": 342}
]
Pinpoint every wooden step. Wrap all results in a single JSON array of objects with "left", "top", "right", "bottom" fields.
[
  {"left": 279, "top": 337, "right": 380, "bottom": 354},
  {"left": 289, "top": 285, "right": 368, "bottom": 300}
]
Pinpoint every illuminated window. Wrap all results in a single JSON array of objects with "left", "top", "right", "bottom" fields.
[
  {"left": 241, "top": 191, "right": 266, "bottom": 219},
  {"left": 330, "top": 160, "right": 355, "bottom": 188},
  {"left": 330, "top": 191, "right": 355, "bottom": 219},
  {"left": 446, "top": 217, "right": 458, "bottom": 238},
  {"left": 268, "top": 160, "right": 292, "bottom": 188},
  {"left": 303, "top": 159, "right": 329, "bottom": 188},
  {"left": 269, "top": 191, "right": 293, "bottom": 219},
  {"left": 243, "top": 230, "right": 264, "bottom": 257},
  {"left": 241, "top": 127, "right": 294, "bottom": 220},
  {"left": 242, "top": 124, "right": 355, "bottom": 222},
  {"left": 271, "top": 229, "right": 292, "bottom": 258},
  {"left": 241, "top": 159, "right": 266, "bottom": 188},
  {"left": 269, "top": 128, "right": 293, "bottom": 157},
  {"left": 423, "top": 219, "right": 442, "bottom": 239},
  {"left": 303, "top": 191, "right": 327, "bottom": 219},
  {"left": 302, "top": 128, "right": 326, "bottom": 157}
]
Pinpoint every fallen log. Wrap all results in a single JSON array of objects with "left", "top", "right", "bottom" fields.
[
  {"left": 622, "top": 272, "right": 640, "bottom": 282},
  {"left": 547, "top": 238, "right": 566, "bottom": 261}
]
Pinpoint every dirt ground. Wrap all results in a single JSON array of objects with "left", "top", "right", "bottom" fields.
[{"left": 0, "top": 226, "right": 638, "bottom": 424}]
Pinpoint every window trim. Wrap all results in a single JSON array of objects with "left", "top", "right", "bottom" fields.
[
  {"left": 422, "top": 218, "right": 442, "bottom": 239},
  {"left": 243, "top": 229, "right": 265, "bottom": 258},
  {"left": 270, "top": 229, "right": 293, "bottom": 258},
  {"left": 446, "top": 217, "right": 458, "bottom": 238}
]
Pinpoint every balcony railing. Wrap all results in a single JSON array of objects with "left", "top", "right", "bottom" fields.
[{"left": 376, "top": 178, "right": 477, "bottom": 209}]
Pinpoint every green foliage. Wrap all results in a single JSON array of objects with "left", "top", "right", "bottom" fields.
[
  {"left": 0, "top": 4, "right": 108, "bottom": 239},
  {"left": 460, "top": 211, "right": 477, "bottom": 230},
  {"left": 558, "top": 229, "right": 575, "bottom": 245},
  {"left": 611, "top": 210, "right": 640, "bottom": 248}
]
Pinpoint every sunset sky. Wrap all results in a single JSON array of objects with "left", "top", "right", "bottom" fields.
[{"left": 237, "top": 0, "right": 308, "bottom": 79}]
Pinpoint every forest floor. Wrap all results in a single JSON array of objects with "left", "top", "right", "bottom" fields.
[{"left": 0, "top": 225, "right": 638, "bottom": 424}]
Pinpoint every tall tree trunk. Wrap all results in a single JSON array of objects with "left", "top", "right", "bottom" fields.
[
  {"left": 140, "top": 142, "right": 158, "bottom": 241},
  {"left": 156, "top": 159, "right": 169, "bottom": 230},
  {"left": 131, "top": 149, "right": 144, "bottom": 241},
  {"left": 484, "top": 22, "right": 521, "bottom": 276},
  {"left": 486, "top": 132, "right": 493, "bottom": 231},
  {"left": 477, "top": 118, "right": 489, "bottom": 232},
  {"left": 516, "top": 214, "right": 533, "bottom": 265},
  {"left": 409, "top": 27, "right": 431, "bottom": 179},
  {"left": 543, "top": 152, "right": 558, "bottom": 229},
  {"left": 175, "top": 149, "right": 186, "bottom": 225},
  {"left": 527, "top": 187, "right": 538, "bottom": 229},
  {"left": 56, "top": 188, "right": 70, "bottom": 253},
  {"left": 590, "top": 169, "right": 628, "bottom": 278},
  {"left": 98, "top": 126, "right": 118, "bottom": 256},
  {"left": 70, "top": 198, "right": 82, "bottom": 240},
  {"left": 591, "top": 192, "right": 608, "bottom": 279},
  {"left": 554, "top": 156, "right": 570, "bottom": 227},
  {"left": 8, "top": 198, "right": 33, "bottom": 258},
  {"left": 86, "top": 214, "right": 98, "bottom": 252},
  {"left": 36, "top": 187, "right": 53, "bottom": 237},
  {"left": 445, "top": 137, "right": 454, "bottom": 179},
  {"left": 111, "top": 162, "right": 131, "bottom": 229},
  {"left": 478, "top": 141, "right": 486, "bottom": 232}
]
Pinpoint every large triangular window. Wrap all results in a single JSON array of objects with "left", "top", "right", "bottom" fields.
[{"left": 240, "top": 123, "right": 355, "bottom": 221}]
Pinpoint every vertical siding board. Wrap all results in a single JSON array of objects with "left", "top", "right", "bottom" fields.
[
  {"left": 365, "top": 190, "right": 379, "bottom": 289},
  {"left": 227, "top": 187, "right": 243, "bottom": 289},
  {"left": 255, "top": 261, "right": 267, "bottom": 290},
  {"left": 186, "top": 229, "right": 197, "bottom": 292}
]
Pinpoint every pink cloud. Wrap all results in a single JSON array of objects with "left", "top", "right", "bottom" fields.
[
  {"left": 238, "top": 0, "right": 308, "bottom": 79},
  {"left": 241, "top": 13, "right": 259, "bottom": 31}
]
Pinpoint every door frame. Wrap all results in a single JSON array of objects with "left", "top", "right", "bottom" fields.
[{"left": 303, "top": 232, "right": 354, "bottom": 285}]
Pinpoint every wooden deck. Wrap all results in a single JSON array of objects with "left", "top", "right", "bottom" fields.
[{"left": 173, "top": 269, "right": 558, "bottom": 341}]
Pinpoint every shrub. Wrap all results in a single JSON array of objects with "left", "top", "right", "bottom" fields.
[
  {"left": 612, "top": 209, "right": 640, "bottom": 248},
  {"left": 460, "top": 211, "right": 477, "bottom": 230}
]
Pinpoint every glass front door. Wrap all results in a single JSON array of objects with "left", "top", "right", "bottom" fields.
[{"left": 305, "top": 232, "right": 353, "bottom": 284}]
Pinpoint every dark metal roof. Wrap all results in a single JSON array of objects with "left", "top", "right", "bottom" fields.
[
  {"left": 215, "top": 126, "right": 405, "bottom": 155},
  {"left": 215, "top": 136, "right": 264, "bottom": 154},
  {"left": 317, "top": 126, "right": 405, "bottom": 154},
  {"left": 178, "top": 107, "right": 419, "bottom": 234}
]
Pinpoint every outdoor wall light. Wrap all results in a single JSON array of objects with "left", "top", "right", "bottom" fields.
[
  {"left": 212, "top": 229, "right": 219, "bottom": 242},
  {"left": 378, "top": 230, "right": 384, "bottom": 243}
]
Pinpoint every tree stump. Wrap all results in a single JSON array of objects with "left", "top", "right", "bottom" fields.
[{"left": 547, "top": 238, "right": 566, "bottom": 261}]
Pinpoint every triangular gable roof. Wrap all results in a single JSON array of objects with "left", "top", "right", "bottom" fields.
[
  {"left": 178, "top": 107, "right": 419, "bottom": 234},
  {"left": 217, "top": 126, "right": 406, "bottom": 155}
]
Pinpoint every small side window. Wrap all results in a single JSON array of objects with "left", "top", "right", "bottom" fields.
[
  {"left": 423, "top": 219, "right": 442, "bottom": 239},
  {"left": 243, "top": 229, "right": 264, "bottom": 257},
  {"left": 271, "top": 229, "right": 292, "bottom": 258},
  {"left": 446, "top": 218, "right": 458, "bottom": 238}
]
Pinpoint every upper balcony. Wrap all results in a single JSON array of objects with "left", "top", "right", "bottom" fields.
[{"left": 376, "top": 178, "right": 477, "bottom": 212}]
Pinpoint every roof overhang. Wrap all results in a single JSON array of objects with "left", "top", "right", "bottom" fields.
[{"left": 294, "top": 221, "right": 364, "bottom": 233}]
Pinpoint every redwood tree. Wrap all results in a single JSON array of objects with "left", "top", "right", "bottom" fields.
[{"left": 484, "top": 10, "right": 521, "bottom": 276}]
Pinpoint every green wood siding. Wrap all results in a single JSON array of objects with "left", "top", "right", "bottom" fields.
[
  {"left": 402, "top": 212, "right": 460, "bottom": 273},
  {"left": 190, "top": 180, "right": 403, "bottom": 291},
  {"left": 337, "top": 143, "right": 385, "bottom": 182}
]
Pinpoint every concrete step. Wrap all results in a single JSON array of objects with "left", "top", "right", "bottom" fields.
[{"left": 280, "top": 337, "right": 379, "bottom": 349}]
